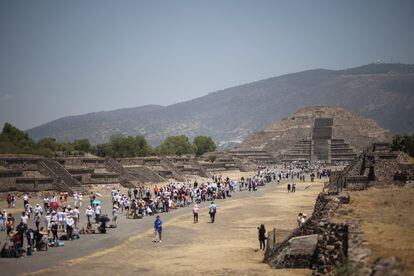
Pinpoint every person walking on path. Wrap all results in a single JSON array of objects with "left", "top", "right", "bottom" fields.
[
  {"left": 153, "top": 215, "right": 163, "bottom": 243},
  {"left": 287, "top": 183, "right": 291, "bottom": 193},
  {"left": 193, "top": 204, "right": 199, "bottom": 223},
  {"left": 209, "top": 202, "right": 217, "bottom": 223},
  {"left": 258, "top": 224, "right": 266, "bottom": 251}
]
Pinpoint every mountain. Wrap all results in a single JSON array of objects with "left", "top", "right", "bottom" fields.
[
  {"left": 239, "top": 106, "right": 394, "bottom": 159},
  {"left": 27, "top": 63, "right": 414, "bottom": 146}
]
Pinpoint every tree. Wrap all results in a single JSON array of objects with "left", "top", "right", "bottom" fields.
[
  {"left": 193, "top": 136, "right": 216, "bottom": 156},
  {"left": 390, "top": 134, "right": 414, "bottom": 157},
  {"left": 159, "top": 135, "right": 194, "bottom": 156},
  {"left": 95, "top": 134, "right": 152, "bottom": 158},
  {"left": 37, "top": 137, "right": 57, "bottom": 151},
  {"left": 73, "top": 139, "right": 92, "bottom": 153}
]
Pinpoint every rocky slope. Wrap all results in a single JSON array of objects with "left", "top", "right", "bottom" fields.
[
  {"left": 27, "top": 63, "right": 414, "bottom": 146},
  {"left": 240, "top": 106, "right": 393, "bottom": 158}
]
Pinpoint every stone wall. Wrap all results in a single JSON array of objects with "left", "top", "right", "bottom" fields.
[
  {"left": 0, "top": 177, "right": 55, "bottom": 192},
  {"left": 264, "top": 192, "right": 350, "bottom": 274}
]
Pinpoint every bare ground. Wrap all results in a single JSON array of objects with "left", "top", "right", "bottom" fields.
[{"left": 22, "top": 179, "right": 324, "bottom": 276}]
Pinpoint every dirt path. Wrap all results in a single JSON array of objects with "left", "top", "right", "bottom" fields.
[{"left": 24, "top": 179, "right": 324, "bottom": 276}]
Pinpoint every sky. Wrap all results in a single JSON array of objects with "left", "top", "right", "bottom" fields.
[{"left": 1, "top": 0, "right": 414, "bottom": 130}]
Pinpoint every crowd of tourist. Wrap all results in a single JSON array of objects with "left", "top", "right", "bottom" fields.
[
  {"left": 0, "top": 161, "right": 332, "bottom": 258},
  {"left": 0, "top": 172, "right": 272, "bottom": 258}
]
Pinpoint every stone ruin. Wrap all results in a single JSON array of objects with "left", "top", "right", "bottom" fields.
[
  {"left": 264, "top": 143, "right": 413, "bottom": 275},
  {"left": 283, "top": 118, "right": 357, "bottom": 163},
  {"left": 0, "top": 153, "right": 263, "bottom": 195}
]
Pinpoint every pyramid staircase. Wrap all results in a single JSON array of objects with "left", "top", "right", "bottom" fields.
[
  {"left": 39, "top": 159, "right": 85, "bottom": 194},
  {"left": 105, "top": 158, "right": 142, "bottom": 188}
]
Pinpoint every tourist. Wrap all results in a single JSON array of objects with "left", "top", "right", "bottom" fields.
[
  {"left": 85, "top": 206, "right": 94, "bottom": 224},
  {"left": 6, "top": 213, "right": 14, "bottom": 236},
  {"left": 0, "top": 210, "right": 5, "bottom": 232},
  {"left": 43, "top": 195, "right": 50, "bottom": 211},
  {"left": 193, "top": 204, "right": 199, "bottom": 223},
  {"left": 50, "top": 220, "right": 59, "bottom": 242},
  {"left": 299, "top": 214, "right": 307, "bottom": 226},
  {"left": 71, "top": 206, "right": 80, "bottom": 229},
  {"left": 258, "top": 224, "right": 266, "bottom": 251},
  {"left": 112, "top": 205, "right": 118, "bottom": 227},
  {"left": 153, "top": 215, "right": 163, "bottom": 243},
  {"left": 209, "top": 201, "right": 217, "bottom": 223},
  {"left": 79, "top": 193, "right": 83, "bottom": 207},
  {"left": 6, "top": 193, "right": 12, "bottom": 208},
  {"left": 291, "top": 183, "right": 296, "bottom": 193},
  {"left": 34, "top": 208, "right": 42, "bottom": 231},
  {"left": 95, "top": 203, "right": 102, "bottom": 223},
  {"left": 57, "top": 208, "right": 66, "bottom": 232},
  {"left": 20, "top": 212, "right": 28, "bottom": 226},
  {"left": 74, "top": 192, "right": 79, "bottom": 207},
  {"left": 296, "top": 213, "right": 303, "bottom": 227},
  {"left": 45, "top": 211, "right": 52, "bottom": 235},
  {"left": 66, "top": 216, "right": 75, "bottom": 240},
  {"left": 23, "top": 193, "right": 29, "bottom": 207}
]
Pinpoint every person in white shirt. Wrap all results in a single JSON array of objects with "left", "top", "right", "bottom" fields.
[
  {"left": 34, "top": 203, "right": 43, "bottom": 215},
  {"left": 45, "top": 212, "right": 52, "bottom": 235},
  {"left": 193, "top": 204, "right": 199, "bottom": 223},
  {"left": 57, "top": 209, "right": 66, "bottom": 232},
  {"left": 43, "top": 196, "right": 50, "bottom": 211},
  {"left": 85, "top": 206, "right": 94, "bottom": 224},
  {"left": 73, "top": 192, "right": 79, "bottom": 207},
  {"left": 23, "top": 193, "right": 29, "bottom": 206},
  {"left": 21, "top": 212, "right": 29, "bottom": 225},
  {"left": 78, "top": 193, "right": 83, "bottom": 207},
  {"left": 71, "top": 207, "right": 80, "bottom": 229},
  {"left": 66, "top": 216, "right": 75, "bottom": 240},
  {"left": 95, "top": 204, "right": 101, "bottom": 223}
]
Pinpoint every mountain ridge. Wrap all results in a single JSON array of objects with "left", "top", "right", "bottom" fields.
[{"left": 27, "top": 63, "right": 414, "bottom": 146}]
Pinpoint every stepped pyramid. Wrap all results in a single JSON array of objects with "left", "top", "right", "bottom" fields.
[{"left": 240, "top": 106, "right": 393, "bottom": 162}]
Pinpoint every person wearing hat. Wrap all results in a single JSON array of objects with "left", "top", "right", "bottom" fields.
[
  {"left": 209, "top": 201, "right": 217, "bottom": 223},
  {"left": 111, "top": 205, "right": 118, "bottom": 227},
  {"left": 299, "top": 214, "right": 307, "bottom": 226},
  {"left": 85, "top": 206, "right": 94, "bottom": 224}
]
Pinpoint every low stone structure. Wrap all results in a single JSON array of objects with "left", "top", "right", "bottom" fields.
[{"left": 265, "top": 144, "right": 412, "bottom": 275}]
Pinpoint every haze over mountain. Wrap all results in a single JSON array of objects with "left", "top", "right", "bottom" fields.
[{"left": 27, "top": 63, "right": 414, "bottom": 147}]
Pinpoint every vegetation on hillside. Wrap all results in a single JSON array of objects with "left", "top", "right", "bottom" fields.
[
  {"left": 390, "top": 134, "right": 414, "bottom": 157},
  {"left": 0, "top": 123, "right": 216, "bottom": 158}
]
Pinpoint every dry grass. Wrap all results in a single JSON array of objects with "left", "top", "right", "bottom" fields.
[{"left": 335, "top": 186, "right": 414, "bottom": 275}]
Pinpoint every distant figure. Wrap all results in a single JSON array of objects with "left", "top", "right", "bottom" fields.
[
  {"left": 291, "top": 183, "right": 296, "bottom": 193},
  {"left": 258, "top": 224, "right": 266, "bottom": 251},
  {"left": 209, "top": 202, "right": 217, "bottom": 223},
  {"left": 193, "top": 204, "right": 199, "bottom": 223},
  {"left": 297, "top": 213, "right": 303, "bottom": 227},
  {"left": 153, "top": 215, "right": 163, "bottom": 242},
  {"left": 287, "top": 183, "right": 291, "bottom": 193}
]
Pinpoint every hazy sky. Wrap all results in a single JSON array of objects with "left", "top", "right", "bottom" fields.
[{"left": 1, "top": 0, "right": 414, "bottom": 130}]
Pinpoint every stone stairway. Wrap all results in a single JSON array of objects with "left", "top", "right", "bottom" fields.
[
  {"left": 189, "top": 157, "right": 211, "bottom": 178},
  {"left": 39, "top": 159, "right": 85, "bottom": 194},
  {"left": 126, "top": 165, "right": 166, "bottom": 183},
  {"left": 105, "top": 158, "right": 142, "bottom": 188},
  {"left": 160, "top": 157, "right": 185, "bottom": 181}
]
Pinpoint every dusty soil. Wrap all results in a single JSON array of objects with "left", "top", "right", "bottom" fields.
[
  {"left": 24, "top": 178, "right": 324, "bottom": 276},
  {"left": 334, "top": 186, "right": 414, "bottom": 275}
]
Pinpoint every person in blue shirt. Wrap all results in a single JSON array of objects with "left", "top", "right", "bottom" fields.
[
  {"left": 209, "top": 202, "right": 217, "bottom": 223},
  {"left": 153, "top": 215, "right": 163, "bottom": 242}
]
